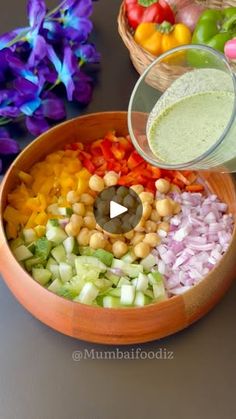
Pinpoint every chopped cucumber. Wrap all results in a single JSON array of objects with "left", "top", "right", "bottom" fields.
[
  {"left": 51, "top": 245, "right": 66, "bottom": 263},
  {"left": 48, "top": 278, "right": 63, "bottom": 294},
  {"left": 46, "top": 257, "right": 58, "bottom": 269},
  {"left": 76, "top": 282, "right": 99, "bottom": 305},
  {"left": 93, "top": 249, "right": 114, "bottom": 267},
  {"left": 111, "top": 258, "right": 126, "bottom": 270},
  {"left": 58, "top": 207, "right": 73, "bottom": 216},
  {"left": 46, "top": 227, "right": 67, "bottom": 245},
  {"left": 148, "top": 271, "right": 164, "bottom": 285},
  {"left": 10, "top": 237, "right": 24, "bottom": 250},
  {"left": 75, "top": 256, "right": 107, "bottom": 273},
  {"left": 46, "top": 219, "right": 59, "bottom": 229},
  {"left": 93, "top": 277, "right": 112, "bottom": 291},
  {"left": 70, "top": 275, "right": 86, "bottom": 294},
  {"left": 63, "top": 236, "right": 78, "bottom": 255},
  {"left": 35, "top": 237, "right": 52, "bottom": 260},
  {"left": 117, "top": 277, "right": 130, "bottom": 287},
  {"left": 144, "top": 289, "right": 154, "bottom": 299},
  {"left": 121, "top": 251, "right": 137, "bottom": 264},
  {"left": 120, "top": 284, "right": 135, "bottom": 306},
  {"left": 105, "top": 271, "right": 120, "bottom": 286},
  {"left": 111, "top": 258, "right": 143, "bottom": 278},
  {"left": 27, "top": 242, "right": 36, "bottom": 253},
  {"left": 66, "top": 253, "right": 77, "bottom": 267},
  {"left": 32, "top": 268, "right": 52, "bottom": 285},
  {"left": 47, "top": 204, "right": 60, "bottom": 215},
  {"left": 25, "top": 256, "right": 45, "bottom": 272},
  {"left": 134, "top": 291, "right": 151, "bottom": 307},
  {"left": 78, "top": 246, "right": 95, "bottom": 256},
  {"left": 59, "top": 262, "right": 73, "bottom": 283},
  {"left": 13, "top": 245, "right": 33, "bottom": 262},
  {"left": 136, "top": 273, "right": 149, "bottom": 292},
  {"left": 108, "top": 287, "right": 121, "bottom": 297},
  {"left": 23, "top": 228, "right": 37, "bottom": 243},
  {"left": 49, "top": 264, "right": 60, "bottom": 280},
  {"left": 103, "top": 296, "right": 120, "bottom": 308},
  {"left": 75, "top": 264, "right": 100, "bottom": 282},
  {"left": 140, "top": 254, "right": 157, "bottom": 271}
]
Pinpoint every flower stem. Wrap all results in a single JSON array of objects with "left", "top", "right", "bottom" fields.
[
  {"left": 0, "top": 118, "right": 13, "bottom": 126},
  {"left": 46, "top": 0, "right": 67, "bottom": 17}
]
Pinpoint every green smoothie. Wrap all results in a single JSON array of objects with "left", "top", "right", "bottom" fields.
[{"left": 148, "top": 90, "right": 234, "bottom": 164}]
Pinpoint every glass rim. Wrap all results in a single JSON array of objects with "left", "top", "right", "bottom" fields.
[{"left": 128, "top": 44, "right": 236, "bottom": 170}]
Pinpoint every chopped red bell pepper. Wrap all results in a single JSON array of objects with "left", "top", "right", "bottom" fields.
[
  {"left": 127, "top": 150, "right": 143, "bottom": 169},
  {"left": 111, "top": 143, "right": 125, "bottom": 160},
  {"left": 100, "top": 139, "right": 114, "bottom": 159}
]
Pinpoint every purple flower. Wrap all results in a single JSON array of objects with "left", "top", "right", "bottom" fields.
[
  {"left": 0, "top": 128, "right": 19, "bottom": 173},
  {"left": 0, "top": 90, "right": 20, "bottom": 118},
  {"left": 75, "top": 44, "right": 100, "bottom": 64},
  {"left": 73, "top": 70, "right": 93, "bottom": 104},
  {"left": 47, "top": 45, "right": 77, "bottom": 100},
  {"left": 58, "top": 0, "right": 93, "bottom": 42}
]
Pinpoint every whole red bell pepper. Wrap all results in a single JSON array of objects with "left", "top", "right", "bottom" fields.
[{"left": 124, "top": 0, "right": 175, "bottom": 30}]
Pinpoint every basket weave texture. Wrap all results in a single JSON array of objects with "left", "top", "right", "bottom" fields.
[{"left": 118, "top": 0, "right": 236, "bottom": 89}]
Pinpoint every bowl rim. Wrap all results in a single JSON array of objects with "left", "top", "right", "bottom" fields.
[{"left": 0, "top": 111, "right": 236, "bottom": 315}]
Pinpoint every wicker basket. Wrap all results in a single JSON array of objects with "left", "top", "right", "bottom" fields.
[{"left": 118, "top": 0, "right": 236, "bottom": 90}]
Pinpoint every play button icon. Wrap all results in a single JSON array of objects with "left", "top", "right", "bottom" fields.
[
  {"left": 110, "top": 201, "right": 128, "bottom": 219},
  {"left": 94, "top": 186, "right": 143, "bottom": 234}
]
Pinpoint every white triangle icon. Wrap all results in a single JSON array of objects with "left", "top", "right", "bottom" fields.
[{"left": 110, "top": 201, "right": 128, "bottom": 219}]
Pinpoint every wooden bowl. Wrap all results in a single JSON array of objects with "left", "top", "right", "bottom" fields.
[{"left": 0, "top": 112, "right": 236, "bottom": 344}]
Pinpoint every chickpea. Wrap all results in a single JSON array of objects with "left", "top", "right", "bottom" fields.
[
  {"left": 134, "top": 219, "right": 145, "bottom": 232},
  {"left": 124, "top": 230, "right": 134, "bottom": 240},
  {"left": 144, "top": 233, "right": 161, "bottom": 247},
  {"left": 103, "top": 171, "right": 119, "bottom": 187},
  {"left": 80, "top": 193, "right": 94, "bottom": 206},
  {"left": 110, "top": 236, "right": 125, "bottom": 244},
  {"left": 155, "top": 178, "right": 170, "bottom": 194},
  {"left": 150, "top": 209, "right": 161, "bottom": 222},
  {"left": 72, "top": 202, "right": 86, "bottom": 216},
  {"left": 105, "top": 242, "right": 113, "bottom": 253},
  {"left": 139, "top": 191, "right": 154, "bottom": 204},
  {"left": 173, "top": 202, "right": 181, "bottom": 215},
  {"left": 130, "top": 184, "right": 144, "bottom": 195},
  {"left": 157, "top": 221, "right": 170, "bottom": 233},
  {"left": 112, "top": 241, "right": 128, "bottom": 258},
  {"left": 96, "top": 223, "right": 103, "bottom": 232},
  {"left": 156, "top": 198, "right": 173, "bottom": 217},
  {"left": 89, "top": 174, "right": 104, "bottom": 192},
  {"left": 142, "top": 202, "right": 152, "bottom": 220},
  {"left": 133, "top": 242, "right": 150, "bottom": 258},
  {"left": 83, "top": 215, "right": 96, "bottom": 229},
  {"left": 65, "top": 222, "right": 80, "bottom": 237},
  {"left": 70, "top": 214, "right": 83, "bottom": 229},
  {"left": 145, "top": 220, "right": 157, "bottom": 233},
  {"left": 77, "top": 227, "right": 90, "bottom": 246},
  {"left": 89, "top": 232, "right": 106, "bottom": 250},
  {"left": 86, "top": 210, "right": 94, "bottom": 217},
  {"left": 67, "top": 190, "right": 80, "bottom": 204},
  {"left": 131, "top": 232, "right": 145, "bottom": 246}
]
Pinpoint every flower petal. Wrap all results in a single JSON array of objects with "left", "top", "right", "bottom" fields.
[
  {"left": 26, "top": 115, "right": 49, "bottom": 136},
  {"left": 0, "top": 137, "right": 20, "bottom": 154},
  {"left": 0, "top": 128, "right": 10, "bottom": 138},
  {"left": 20, "top": 97, "right": 42, "bottom": 116},
  {"left": 64, "top": 18, "right": 93, "bottom": 41},
  {"left": 46, "top": 45, "right": 62, "bottom": 74},
  {"left": 28, "top": 34, "right": 47, "bottom": 67},
  {"left": 42, "top": 94, "right": 66, "bottom": 120},
  {"left": 75, "top": 43, "right": 100, "bottom": 63},
  {"left": 73, "top": 71, "right": 92, "bottom": 104},
  {"left": 27, "top": 0, "right": 46, "bottom": 28},
  {"left": 0, "top": 27, "right": 26, "bottom": 50},
  {"left": 0, "top": 106, "right": 20, "bottom": 118},
  {"left": 14, "top": 77, "right": 39, "bottom": 97}
]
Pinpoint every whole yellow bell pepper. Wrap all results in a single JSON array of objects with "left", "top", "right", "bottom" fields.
[{"left": 134, "top": 21, "right": 192, "bottom": 56}]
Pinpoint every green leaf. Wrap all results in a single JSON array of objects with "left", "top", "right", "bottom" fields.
[{"left": 138, "top": 0, "right": 158, "bottom": 7}]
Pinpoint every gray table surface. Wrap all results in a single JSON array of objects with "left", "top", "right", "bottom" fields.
[{"left": 1, "top": 1, "right": 236, "bottom": 419}]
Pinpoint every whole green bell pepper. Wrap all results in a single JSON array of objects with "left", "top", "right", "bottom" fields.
[{"left": 188, "top": 8, "right": 236, "bottom": 67}]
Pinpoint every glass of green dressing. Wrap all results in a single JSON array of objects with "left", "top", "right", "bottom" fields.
[{"left": 128, "top": 44, "right": 236, "bottom": 172}]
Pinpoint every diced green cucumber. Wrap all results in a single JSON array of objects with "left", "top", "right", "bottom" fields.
[
  {"left": 134, "top": 291, "right": 151, "bottom": 307},
  {"left": 144, "top": 289, "right": 154, "bottom": 299},
  {"left": 123, "top": 264, "right": 143, "bottom": 278},
  {"left": 46, "top": 257, "right": 58, "bottom": 269},
  {"left": 13, "top": 245, "right": 33, "bottom": 262},
  {"left": 78, "top": 246, "right": 95, "bottom": 256},
  {"left": 117, "top": 277, "right": 130, "bottom": 287},
  {"left": 32, "top": 268, "right": 52, "bottom": 285},
  {"left": 10, "top": 237, "right": 24, "bottom": 250},
  {"left": 94, "top": 277, "right": 112, "bottom": 291},
  {"left": 27, "top": 242, "right": 36, "bottom": 253},
  {"left": 51, "top": 244, "right": 66, "bottom": 263},
  {"left": 49, "top": 264, "right": 60, "bottom": 280},
  {"left": 93, "top": 249, "right": 114, "bottom": 267},
  {"left": 152, "top": 283, "right": 167, "bottom": 302},
  {"left": 46, "top": 227, "right": 67, "bottom": 245},
  {"left": 23, "top": 228, "right": 37, "bottom": 243},
  {"left": 105, "top": 271, "right": 120, "bottom": 286},
  {"left": 58, "top": 207, "right": 73, "bottom": 216},
  {"left": 46, "top": 219, "right": 59, "bottom": 229},
  {"left": 59, "top": 262, "right": 73, "bottom": 283},
  {"left": 58, "top": 278, "right": 84, "bottom": 300},
  {"left": 140, "top": 254, "right": 157, "bottom": 271},
  {"left": 148, "top": 271, "right": 164, "bottom": 285},
  {"left": 111, "top": 259, "right": 127, "bottom": 270},
  {"left": 70, "top": 275, "right": 86, "bottom": 294},
  {"left": 121, "top": 250, "right": 137, "bottom": 264},
  {"left": 63, "top": 236, "right": 79, "bottom": 254},
  {"left": 25, "top": 256, "right": 45, "bottom": 272},
  {"left": 102, "top": 296, "right": 120, "bottom": 308},
  {"left": 75, "top": 256, "right": 107, "bottom": 273},
  {"left": 108, "top": 287, "right": 121, "bottom": 297},
  {"left": 66, "top": 253, "right": 77, "bottom": 266},
  {"left": 136, "top": 273, "right": 149, "bottom": 292},
  {"left": 75, "top": 283, "right": 99, "bottom": 305},
  {"left": 35, "top": 237, "right": 52, "bottom": 260},
  {"left": 48, "top": 278, "right": 63, "bottom": 294},
  {"left": 120, "top": 284, "right": 135, "bottom": 306}
]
